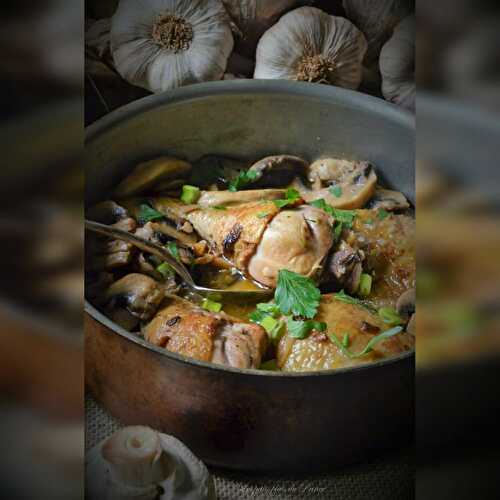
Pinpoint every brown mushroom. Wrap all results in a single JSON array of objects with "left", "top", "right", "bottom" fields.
[
  {"left": 105, "top": 273, "right": 164, "bottom": 322},
  {"left": 114, "top": 157, "right": 192, "bottom": 198},
  {"left": 367, "top": 187, "right": 410, "bottom": 211},
  {"left": 247, "top": 155, "right": 309, "bottom": 188},
  {"left": 396, "top": 288, "right": 415, "bottom": 319},
  {"left": 300, "top": 158, "right": 377, "bottom": 209}
]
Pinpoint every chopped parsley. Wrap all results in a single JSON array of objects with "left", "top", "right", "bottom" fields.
[
  {"left": 287, "top": 318, "right": 327, "bottom": 339},
  {"left": 273, "top": 188, "right": 301, "bottom": 209},
  {"left": 137, "top": 204, "right": 164, "bottom": 225},
  {"left": 329, "top": 185, "right": 343, "bottom": 198},
  {"left": 156, "top": 261, "right": 174, "bottom": 278},
  {"left": 228, "top": 169, "right": 259, "bottom": 191},
  {"left": 328, "top": 326, "right": 403, "bottom": 358},
  {"left": 377, "top": 209, "right": 390, "bottom": 220},
  {"left": 257, "top": 211, "right": 270, "bottom": 218},
  {"left": 202, "top": 298, "right": 222, "bottom": 313},
  {"left": 275, "top": 270, "right": 321, "bottom": 319},
  {"left": 212, "top": 205, "right": 227, "bottom": 210}
]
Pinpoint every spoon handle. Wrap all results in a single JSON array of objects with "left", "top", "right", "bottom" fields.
[{"left": 85, "top": 219, "right": 196, "bottom": 288}]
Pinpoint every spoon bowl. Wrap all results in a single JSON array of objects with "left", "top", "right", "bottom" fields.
[{"left": 85, "top": 219, "right": 274, "bottom": 301}]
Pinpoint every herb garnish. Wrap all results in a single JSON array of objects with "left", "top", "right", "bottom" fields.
[
  {"left": 377, "top": 307, "right": 403, "bottom": 326},
  {"left": 287, "top": 318, "right": 327, "bottom": 339},
  {"left": 137, "top": 204, "right": 164, "bottom": 224},
  {"left": 377, "top": 209, "right": 390, "bottom": 220},
  {"left": 212, "top": 205, "right": 227, "bottom": 210},
  {"left": 257, "top": 211, "right": 270, "bottom": 218},
  {"left": 228, "top": 169, "right": 259, "bottom": 191},
  {"left": 309, "top": 199, "right": 357, "bottom": 240},
  {"left": 273, "top": 188, "right": 301, "bottom": 208},
  {"left": 329, "top": 185, "right": 343, "bottom": 198},
  {"left": 328, "top": 326, "right": 403, "bottom": 358},
  {"left": 275, "top": 270, "right": 321, "bottom": 319}
]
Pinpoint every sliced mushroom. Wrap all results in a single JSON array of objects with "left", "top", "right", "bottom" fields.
[
  {"left": 247, "top": 155, "right": 309, "bottom": 188},
  {"left": 114, "top": 157, "right": 192, "bottom": 198},
  {"left": 325, "top": 241, "right": 365, "bottom": 293},
  {"left": 197, "top": 189, "right": 287, "bottom": 208},
  {"left": 86, "top": 200, "right": 129, "bottom": 224},
  {"left": 149, "top": 221, "right": 198, "bottom": 246},
  {"left": 105, "top": 273, "right": 164, "bottom": 322},
  {"left": 406, "top": 313, "right": 415, "bottom": 336},
  {"left": 300, "top": 158, "right": 377, "bottom": 209},
  {"left": 396, "top": 288, "right": 415, "bottom": 319},
  {"left": 367, "top": 187, "right": 410, "bottom": 211},
  {"left": 86, "top": 250, "right": 133, "bottom": 271}
]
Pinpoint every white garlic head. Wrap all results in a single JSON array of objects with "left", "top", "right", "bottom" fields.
[
  {"left": 343, "top": 0, "right": 411, "bottom": 64},
  {"left": 379, "top": 15, "right": 415, "bottom": 111},
  {"left": 254, "top": 6, "right": 367, "bottom": 89},
  {"left": 222, "top": 0, "right": 297, "bottom": 57},
  {"left": 111, "top": 0, "right": 234, "bottom": 93}
]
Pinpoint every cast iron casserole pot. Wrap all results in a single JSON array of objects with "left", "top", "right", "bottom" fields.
[{"left": 85, "top": 80, "right": 415, "bottom": 472}]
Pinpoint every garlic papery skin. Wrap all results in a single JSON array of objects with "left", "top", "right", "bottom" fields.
[
  {"left": 86, "top": 426, "right": 216, "bottom": 500},
  {"left": 110, "top": 0, "right": 234, "bottom": 93},
  {"left": 222, "top": 0, "right": 297, "bottom": 57},
  {"left": 254, "top": 7, "right": 367, "bottom": 89}
]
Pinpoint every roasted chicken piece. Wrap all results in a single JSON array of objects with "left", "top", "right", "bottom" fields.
[
  {"left": 143, "top": 296, "right": 267, "bottom": 369},
  {"left": 277, "top": 295, "right": 414, "bottom": 372},
  {"left": 346, "top": 210, "right": 415, "bottom": 309},
  {"left": 182, "top": 200, "right": 334, "bottom": 288}
]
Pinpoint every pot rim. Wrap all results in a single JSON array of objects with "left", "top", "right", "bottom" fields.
[{"left": 85, "top": 79, "right": 415, "bottom": 378}]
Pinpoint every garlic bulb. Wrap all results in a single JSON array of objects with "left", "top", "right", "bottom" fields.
[
  {"left": 222, "top": 0, "right": 297, "bottom": 57},
  {"left": 342, "top": 0, "right": 411, "bottom": 64},
  {"left": 254, "top": 7, "right": 367, "bottom": 89},
  {"left": 111, "top": 0, "right": 234, "bottom": 93},
  {"left": 379, "top": 15, "right": 415, "bottom": 111},
  {"left": 86, "top": 426, "right": 216, "bottom": 500}
]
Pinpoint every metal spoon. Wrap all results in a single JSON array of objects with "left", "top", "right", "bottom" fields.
[{"left": 85, "top": 219, "right": 274, "bottom": 301}]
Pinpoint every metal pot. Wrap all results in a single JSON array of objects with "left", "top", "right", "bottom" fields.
[{"left": 85, "top": 80, "right": 415, "bottom": 472}]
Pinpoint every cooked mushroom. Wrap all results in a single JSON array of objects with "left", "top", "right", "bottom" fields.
[
  {"left": 247, "top": 155, "right": 309, "bottom": 187},
  {"left": 406, "top": 313, "right": 415, "bottom": 336},
  {"left": 197, "top": 189, "right": 287, "bottom": 208},
  {"left": 114, "top": 157, "right": 192, "bottom": 198},
  {"left": 191, "top": 155, "right": 247, "bottom": 189},
  {"left": 396, "top": 288, "right": 415, "bottom": 319},
  {"left": 300, "top": 158, "right": 377, "bottom": 209},
  {"left": 367, "top": 187, "right": 410, "bottom": 211},
  {"left": 86, "top": 200, "right": 129, "bottom": 224},
  {"left": 105, "top": 273, "right": 164, "bottom": 321},
  {"left": 143, "top": 295, "right": 267, "bottom": 369},
  {"left": 325, "top": 241, "right": 365, "bottom": 294}
]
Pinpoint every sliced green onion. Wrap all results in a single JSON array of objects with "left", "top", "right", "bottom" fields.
[
  {"left": 202, "top": 298, "right": 222, "bottom": 313},
  {"left": 378, "top": 307, "right": 403, "bottom": 326},
  {"left": 180, "top": 185, "right": 201, "bottom": 204},
  {"left": 167, "top": 241, "right": 180, "bottom": 262},
  {"left": 358, "top": 273, "right": 373, "bottom": 297},
  {"left": 342, "top": 333, "right": 350, "bottom": 348},
  {"left": 156, "top": 261, "right": 174, "bottom": 278},
  {"left": 261, "top": 315, "right": 279, "bottom": 334}
]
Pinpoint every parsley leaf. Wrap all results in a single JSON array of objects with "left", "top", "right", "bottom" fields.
[
  {"left": 257, "top": 211, "right": 270, "bottom": 218},
  {"left": 273, "top": 188, "right": 301, "bottom": 209},
  {"left": 275, "top": 270, "right": 321, "bottom": 319},
  {"left": 137, "top": 204, "right": 164, "bottom": 225},
  {"left": 287, "top": 318, "right": 327, "bottom": 339},
  {"left": 310, "top": 199, "right": 357, "bottom": 231},
  {"left": 377, "top": 209, "right": 390, "bottom": 220},
  {"left": 328, "top": 326, "right": 403, "bottom": 358},
  {"left": 329, "top": 185, "right": 343, "bottom": 198},
  {"left": 333, "top": 290, "right": 375, "bottom": 311},
  {"left": 228, "top": 169, "right": 259, "bottom": 192}
]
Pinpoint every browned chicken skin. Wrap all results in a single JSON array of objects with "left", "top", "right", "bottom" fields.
[
  {"left": 278, "top": 295, "right": 414, "bottom": 372},
  {"left": 143, "top": 296, "right": 267, "bottom": 369}
]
